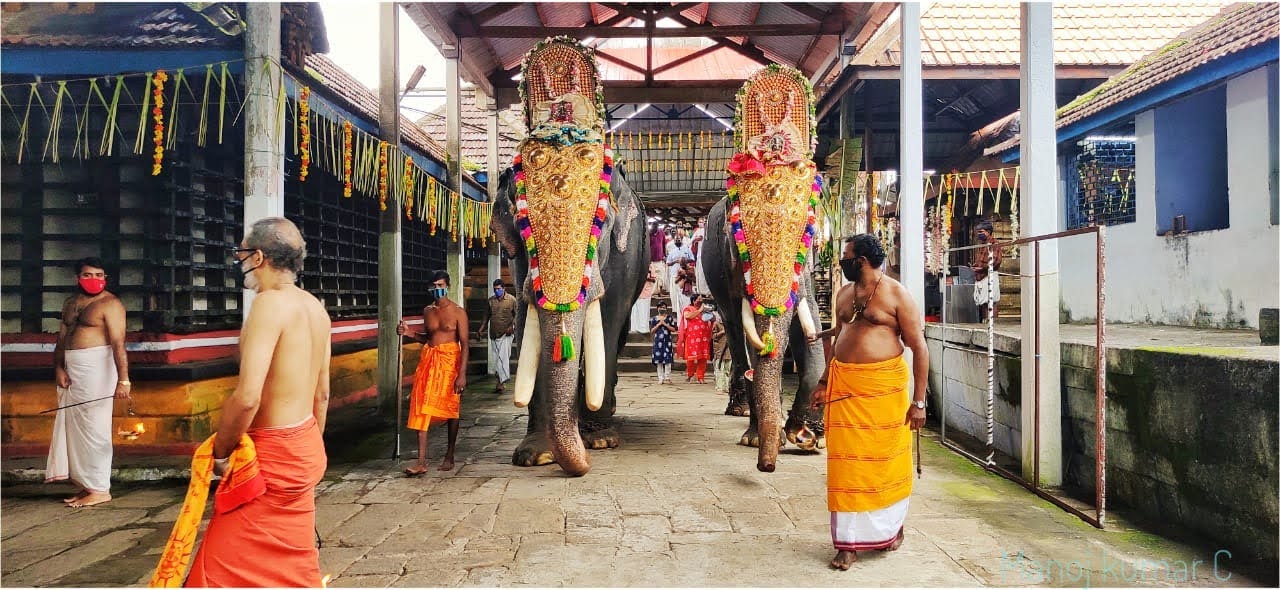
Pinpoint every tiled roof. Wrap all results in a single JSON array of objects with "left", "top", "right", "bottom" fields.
[
  {"left": 1, "top": 3, "right": 238, "bottom": 47},
  {"left": 853, "top": 2, "right": 1234, "bottom": 67},
  {"left": 414, "top": 92, "right": 524, "bottom": 172},
  {"left": 986, "top": 2, "right": 1279, "bottom": 155},
  {"left": 1055, "top": 2, "right": 1279, "bottom": 129},
  {"left": 302, "top": 54, "right": 449, "bottom": 164}
]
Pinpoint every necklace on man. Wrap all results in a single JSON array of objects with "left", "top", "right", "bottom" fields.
[{"left": 846, "top": 274, "right": 884, "bottom": 325}]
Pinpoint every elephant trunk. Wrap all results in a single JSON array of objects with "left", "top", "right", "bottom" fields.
[
  {"left": 751, "top": 313, "right": 790, "bottom": 472},
  {"left": 543, "top": 309, "right": 591, "bottom": 476}
]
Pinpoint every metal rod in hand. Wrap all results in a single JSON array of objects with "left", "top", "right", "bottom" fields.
[
  {"left": 393, "top": 334, "right": 405, "bottom": 460},
  {"left": 916, "top": 429, "right": 922, "bottom": 478},
  {"left": 40, "top": 395, "right": 115, "bottom": 414}
]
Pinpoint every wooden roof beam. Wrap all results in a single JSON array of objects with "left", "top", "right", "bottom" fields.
[
  {"left": 469, "top": 3, "right": 521, "bottom": 25},
  {"left": 596, "top": 49, "right": 649, "bottom": 76},
  {"left": 468, "top": 22, "right": 843, "bottom": 38}
]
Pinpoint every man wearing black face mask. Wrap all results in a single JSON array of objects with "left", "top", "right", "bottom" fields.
[
  {"left": 476, "top": 279, "right": 517, "bottom": 394},
  {"left": 807, "top": 234, "right": 929, "bottom": 570},
  {"left": 47, "top": 257, "right": 130, "bottom": 507},
  {"left": 397, "top": 270, "right": 470, "bottom": 474}
]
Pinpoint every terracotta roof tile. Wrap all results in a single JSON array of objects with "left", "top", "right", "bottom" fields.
[
  {"left": 986, "top": 2, "right": 1279, "bottom": 156},
  {"left": 302, "top": 54, "right": 448, "bottom": 164},
  {"left": 1056, "top": 2, "right": 1279, "bottom": 129},
  {"left": 855, "top": 2, "right": 1234, "bottom": 67},
  {"left": 414, "top": 92, "right": 524, "bottom": 172}
]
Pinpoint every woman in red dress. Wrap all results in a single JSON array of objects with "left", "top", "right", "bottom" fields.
[{"left": 680, "top": 294, "right": 713, "bottom": 384}]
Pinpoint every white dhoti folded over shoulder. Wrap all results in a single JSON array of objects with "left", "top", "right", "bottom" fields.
[{"left": 45, "top": 345, "right": 116, "bottom": 492}]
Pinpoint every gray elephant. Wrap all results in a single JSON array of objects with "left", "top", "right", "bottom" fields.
[
  {"left": 490, "top": 163, "right": 648, "bottom": 476},
  {"left": 700, "top": 63, "right": 828, "bottom": 472},
  {"left": 703, "top": 199, "right": 826, "bottom": 472}
]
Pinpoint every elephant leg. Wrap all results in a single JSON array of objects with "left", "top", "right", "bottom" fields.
[
  {"left": 726, "top": 370, "right": 751, "bottom": 417},
  {"left": 785, "top": 297, "right": 827, "bottom": 451},
  {"left": 513, "top": 429, "right": 556, "bottom": 466}
]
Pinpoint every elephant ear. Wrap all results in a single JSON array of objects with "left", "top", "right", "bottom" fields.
[{"left": 490, "top": 167, "right": 521, "bottom": 259}]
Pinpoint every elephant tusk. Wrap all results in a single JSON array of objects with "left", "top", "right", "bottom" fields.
[
  {"left": 583, "top": 299, "right": 606, "bottom": 411},
  {"left": 797, "top": 297, "right": 817, "bottom": 339},
  {"left": 741, "top": 303, "right": 766, "bottom": 351},
  {"left": 513, "top": 303, "right": 540, "bottom": 408}
]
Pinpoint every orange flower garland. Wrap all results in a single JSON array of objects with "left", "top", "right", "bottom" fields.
[
  {"left": 377, "top": 142, "right": 389, "bottom": 211},
  {"left": 151, "top": 70, "right": 168, "bottom": 176},
  {"left": 341, "top": 121, "right": 353, "bottom": 197},
  {"left": 427, "top": 176, "right": 438, "bottom": 236},
  {"left": 298, "top": 86, "right": 311, "bottom": 181},
  {"left": 403, "top": 156, "right": 415, "bottom": 220}
]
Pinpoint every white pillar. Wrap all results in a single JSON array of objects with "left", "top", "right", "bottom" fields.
[
  {"left": 1019, "top": 2, "right": 1063, "bottom": 486},
  {"left": 899, "top": 1, "right": 925, "bottom": 391},
  {"left": 444, "top": 46, "right": 466, "bottom": 306},
  {"left": 242, "top": 2, "right": 283, "bottom": 318},
  {"left": 376, "top": 3, "right": 405, "bottom": 420},
  {"left": 486, "top": 102, "right": 501, "bottom": 375}
]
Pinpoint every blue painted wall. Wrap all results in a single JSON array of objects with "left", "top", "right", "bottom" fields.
[{"left": 1153, "top": 85, "right": 1229, "bottom": 234}]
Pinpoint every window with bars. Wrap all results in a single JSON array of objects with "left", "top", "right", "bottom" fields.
[{"left": 1065, "top": 138, "right": 1137, "bottom": 230}]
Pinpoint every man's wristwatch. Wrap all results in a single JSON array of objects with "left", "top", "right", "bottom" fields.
[{"left": 912, "top": 400, "right": 926, "bottom": 410}]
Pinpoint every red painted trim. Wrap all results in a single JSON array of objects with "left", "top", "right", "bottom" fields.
[{"left": 329, "top": 375, "right": 415, "bottom": 411}]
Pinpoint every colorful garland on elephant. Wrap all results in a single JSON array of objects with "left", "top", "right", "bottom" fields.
[{"left": 511, "top": 146, "right": 613, "bottom": 315}]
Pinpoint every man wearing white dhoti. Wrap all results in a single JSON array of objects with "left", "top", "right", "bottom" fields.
[{"left": 47, "top": 258, "right": 131, "bottom": 508}]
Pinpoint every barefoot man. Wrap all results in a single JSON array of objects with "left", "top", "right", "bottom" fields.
[
  {"left": 47, "top": 257, "right": 131, "bottom": 508},
  {"left": 179, "top": 217, "right": 332, "bottom": 586},
  {"left": 809, "top": 234, "right": 928, "bottom": 570},
  {"left": 398, "top": 270, "right": 469, "bottom": 474}
]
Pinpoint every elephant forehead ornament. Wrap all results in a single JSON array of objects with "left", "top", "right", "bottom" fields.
[
  {"left": 725, "top": 65, "right": 822, "bottom": 357},
  {"left": 512, "top": 37, "right": 613, "bottom": 362}
]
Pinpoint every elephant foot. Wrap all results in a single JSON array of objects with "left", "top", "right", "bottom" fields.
[
  {"left": 724, "top": 400, "right": 751, "bottom": 417},
  {"left": 580, "top": 421, "right": 620, "bottom": 450},
  {"left": 739, "top": 426, "right": 786, "bottom": 449},
  {"left": 512, "top": 431, "right": 556, "bottom": 467}
]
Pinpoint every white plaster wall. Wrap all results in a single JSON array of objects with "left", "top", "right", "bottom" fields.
[{"left": 1060, "top": 66, "right": 1279, "bottom": 328}]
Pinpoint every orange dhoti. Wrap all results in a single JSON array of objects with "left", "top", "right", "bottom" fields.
[
  {"left": 824, "top": 355, "right": 912, "bottom": 551},
  {"left": 407, "top": 341, "right": 461, "bottom": 431},
  {"left": 152, "top": 416, "right": 327, "bottom": 588}
]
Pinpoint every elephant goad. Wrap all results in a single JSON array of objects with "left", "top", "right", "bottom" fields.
[
  {"left": 490, "top": 37, "right": 649, "bottom": 477},
  {"left": 704, "top": 64, "right": 828, "bottom": 472}
]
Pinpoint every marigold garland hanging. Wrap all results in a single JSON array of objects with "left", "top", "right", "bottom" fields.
[
  {"left": 151, "top": 70, "right": 168, "bottom": 175},
  {"left": 403, "top": 156, "right": 415, "bottom": 219},
  {"left": 298, "top": 86, "right": 311, "bottom": 181},
  {"left": 377, "top": 141, "right": 389, "bottom": 211},
  {"left": 341, "top": 121, "right": 353, "bottom": 197}
]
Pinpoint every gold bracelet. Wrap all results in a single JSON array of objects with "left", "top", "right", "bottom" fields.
[{"left": 118, "top": 380, "right": 131, "bottom": 386}]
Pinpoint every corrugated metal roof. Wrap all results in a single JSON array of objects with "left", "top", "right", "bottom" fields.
[{"left": 854, "top": 2, "right": 1235, "bottom": 67}]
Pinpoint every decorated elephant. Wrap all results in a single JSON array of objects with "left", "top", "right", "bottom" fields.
[
  {"left": 702, "top": 65, "right": 828, "bottom": 472},
  {"left": 488, "top": 37, "right": 649, "bottom": 477}
]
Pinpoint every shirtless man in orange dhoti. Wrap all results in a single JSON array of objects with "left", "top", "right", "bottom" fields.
[
  {"left": 398, "top": 270, "right": 469, "bottom": 475},
  {"left": 179, "top": 216, "right": 332, "bottom": 587},
  {"left": 809, "top": 234, "right": 929, "bottom": 571}
]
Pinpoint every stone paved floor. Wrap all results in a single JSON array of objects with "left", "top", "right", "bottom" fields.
[{"left": 0, "top": 375, "right": 1264, "bottom": 587}]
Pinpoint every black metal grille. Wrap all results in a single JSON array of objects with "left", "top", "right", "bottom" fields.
[
  {"left": 1, "top": 76, "right": 455, "bottom": 335},
  {"left": 1066, "top": 139, "right": 1137, "bottom": 229}
]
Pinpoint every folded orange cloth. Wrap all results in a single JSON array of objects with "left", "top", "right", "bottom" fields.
[
  {"left": 408, "top": 341, "right": 461, "bottom": 431},
  {"left": 151, "top": 417, "right": 327, "bottom": 588},
  {"left": 149, "top": 433, "right": 263, "bottom": 587},
  {"left": 824, "top": 355, "right": 913, "bottom": 513}
]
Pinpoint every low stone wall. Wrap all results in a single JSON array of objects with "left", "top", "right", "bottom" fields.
[{"left": 925, "top": 324, "right": 1279, "bottom": 564}]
